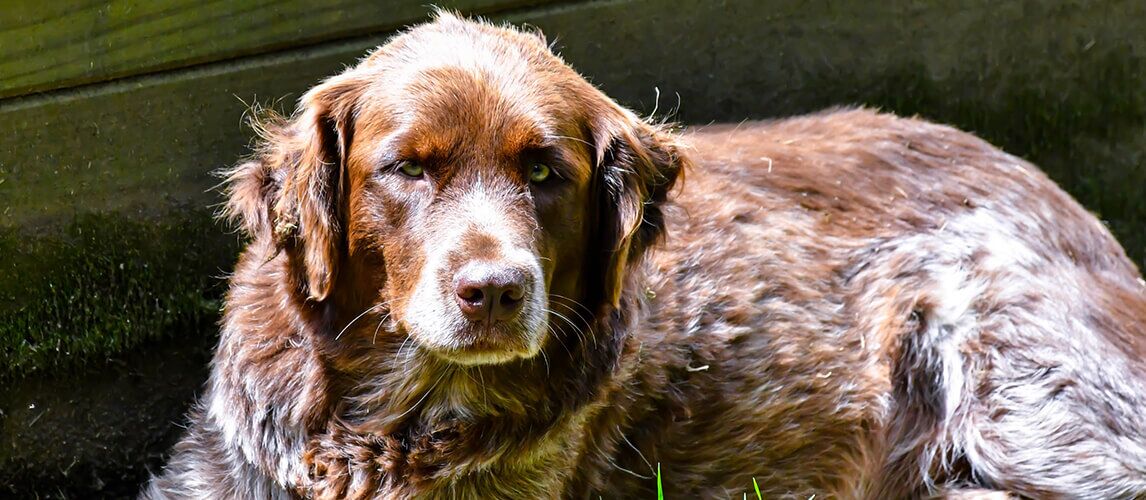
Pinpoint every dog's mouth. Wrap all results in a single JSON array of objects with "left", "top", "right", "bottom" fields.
[
  {"left": 402, "top": 314, "right": 547, "bottom": 366},
  {"left": 432, "top": 324, "right": 539, "bottom": 365}
]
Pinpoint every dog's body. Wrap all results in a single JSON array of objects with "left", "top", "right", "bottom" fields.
[{"left": 146, "top": 14, "right": 1146, "bottom": 499}]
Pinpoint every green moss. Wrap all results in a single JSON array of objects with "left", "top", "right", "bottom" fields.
[{"left": 0, "top": 209, "right": 238, "bottom": 380}]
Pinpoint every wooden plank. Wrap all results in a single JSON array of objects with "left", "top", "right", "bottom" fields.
[
  {"left": 0, "top": 36, "right": 374, "bottom": 227},
  {"left": 0, "top": 0, "right": 555, "bottom": 99},
  {"left": 1, "top": 0, "right": 1143, "bottom": 264}
]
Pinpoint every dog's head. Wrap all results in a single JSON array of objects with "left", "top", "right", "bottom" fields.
[{"left": 225, "top": 13, "right": 686, "bottom": 366}]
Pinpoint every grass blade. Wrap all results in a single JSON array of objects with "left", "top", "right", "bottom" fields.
[{"left": 657, "top": 463, "right": 664, "bottom": 500}]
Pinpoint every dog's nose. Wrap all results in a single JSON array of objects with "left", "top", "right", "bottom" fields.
[{"left": 454, "top": 263, "right": 527, "bottom": 322}]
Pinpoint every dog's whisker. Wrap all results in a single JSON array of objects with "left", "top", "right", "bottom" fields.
[
  {"left": 549, "top": 308, "right": 582, "bottom": 342},
  {"left": 619, "top": 426, "right": 656, "bottom": 476},
  {"left": 370, "top": 312, "right": 392, "bottom": 345},
  {"left": 551, "top": 302, "right": 591, "bottom": 333},
  {"left": 391, "top": 369, "right": 449, "bottom": 423},
  {"left": 396, "top": 334, "right": 412, "bottom": 357},
  {"left": 476, "top": 366, "right": 489, "bottom": 408},
  {"left": 548, "top": 303, "right": 590, "bottom": 348},
  {"left": 549, "top": 133, "right": 593, "bottom": 148},
  {"left": 335, "top": 304, "right": 380, "bottom": 340},
  {"left": 549, "top": 293, "right": 594, "bottom": 321},
  {"left": 545, "top": 312, "right": 576, "bottom": 359}
]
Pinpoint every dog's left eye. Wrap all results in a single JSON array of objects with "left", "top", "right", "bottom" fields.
[
  {"left": 397, "top": 161, "right": 424, "bottom": 178},
  {"left": 529, "top": 163, "right": 551, "bottom": 183}
]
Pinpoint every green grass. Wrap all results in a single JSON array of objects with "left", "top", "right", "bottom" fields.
[
  {"left": 655, "top": 464, "right": 765, "bottom": 499},
  {"left": 0, "top": 209, "right": 238, "bottom": 380},
  {"left": 657, "top": 464, "right": 663, "bottom": 500}
]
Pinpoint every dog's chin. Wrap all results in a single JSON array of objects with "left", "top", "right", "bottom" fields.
[
  {"left": 408, "top": 322, "right": 544, "bottom": 367},
  {"left": 434, "top": 347, "right": 526, "bottom": 366}
]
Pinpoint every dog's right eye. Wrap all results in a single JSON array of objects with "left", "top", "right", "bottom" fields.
[
  {"left": 397, "top": 161, "right": 424, "bottom": 178},
  {"left": 529, "top": 163, "right": 551, "bottom": 183}
]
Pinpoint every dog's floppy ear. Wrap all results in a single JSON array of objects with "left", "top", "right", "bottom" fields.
[
  {"left": 588, "top": 106, "right": 689, "bottom": 309},
  {"left": 223, "top": 72, "right": 364, "bottom": 302}
]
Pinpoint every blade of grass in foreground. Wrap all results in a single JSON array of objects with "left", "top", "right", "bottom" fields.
[
  {"left": 657, "top": 464, "right": 664, "bottom": 499},
  {"left": 654, "top": 467, "right": 764, "bottom": 499}
]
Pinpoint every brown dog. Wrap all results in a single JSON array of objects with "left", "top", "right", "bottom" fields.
[{"left": 144, "top": 12, "right": 1146, "bottom": 499}]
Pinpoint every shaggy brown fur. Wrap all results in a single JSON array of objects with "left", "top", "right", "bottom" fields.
[{"left": 144, "top": 13, "right": 1146, "bottom": 499}]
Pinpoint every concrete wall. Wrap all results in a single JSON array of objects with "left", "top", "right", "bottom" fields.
[{"left": 2, "top": 0, "right": 1143, "bottom": 495}]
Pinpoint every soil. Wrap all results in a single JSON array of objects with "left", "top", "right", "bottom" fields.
[{"left": 0, "top": 331, "right": 215, "bottom": 498}]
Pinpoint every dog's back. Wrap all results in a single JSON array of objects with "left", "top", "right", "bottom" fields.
[{"left": 582, "top": 108, "right": 1146, "bottom": 497}]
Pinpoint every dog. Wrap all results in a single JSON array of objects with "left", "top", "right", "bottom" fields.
[{"left": 144, "top": 12, "right": 1146, "bottom": 499}]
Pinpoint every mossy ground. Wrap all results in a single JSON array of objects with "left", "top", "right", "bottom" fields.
[{"left": 0, "top": 208, "right": 238, "bottom": 380}]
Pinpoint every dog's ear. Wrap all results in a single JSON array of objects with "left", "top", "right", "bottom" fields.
[
  {"left": 223, "top": 73, "right": 364, "bottom": 302},
  {"left": 588, "top": 107, "right": 689, "bottom": 309}
]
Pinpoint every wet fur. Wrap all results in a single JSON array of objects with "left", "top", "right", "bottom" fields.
[{"left": 144, "top": 13, "right": 1146, "bottom": 499}]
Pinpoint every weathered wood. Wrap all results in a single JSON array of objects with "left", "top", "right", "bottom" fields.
[
  {"left": 2, "top": 0, "right": 1143, "bottom": 255},
  {"left": 0, "top": 0, "right": 554, "bottom": 99},
  {"left": 0, "top": 35, "right": 369, "bottom": 227}
]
